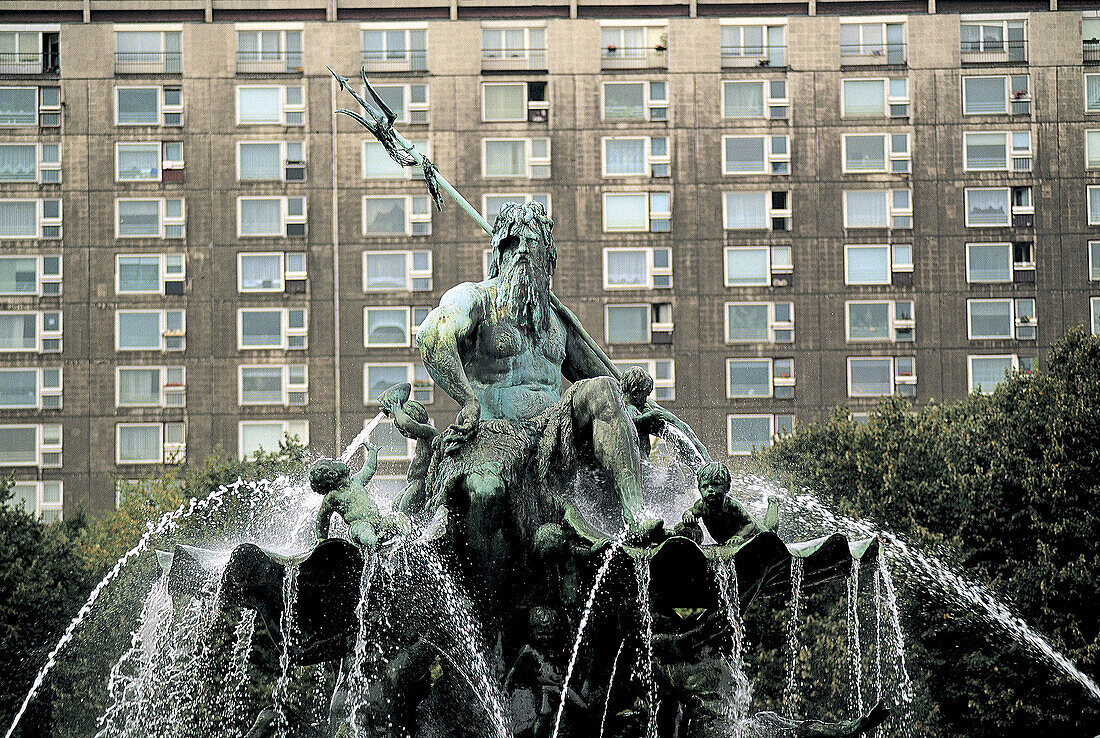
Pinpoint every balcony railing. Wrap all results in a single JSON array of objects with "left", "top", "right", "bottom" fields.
[
  {"left": 840, "top": 43, "right": 906, "bottom": 66},
  {"left": 721, "top": 45, "right": 786, "bottom": 68},
  {"left": 236, "top": 50, "right": 303, "bottom": 74},
  {"left": 600, "top": 46, "right": 667, "bottom": 70},
  {"left": 960, "top": 40, "right": 1028, "bottom": 65},
  {"left": 361, "top": 50, "right": 428, "bottom": 73},
  {"left": 0, "top": 52, "right": 59, "bottom": 75},
  {"left": 480, "top": 48, "right": 547, "bottom": 73},
  {"left": 1085, "top": 39, "right": 1100, "bottom": 64},
  {"left": 115, "top": 52, "right": 182, "bottom": 75}
]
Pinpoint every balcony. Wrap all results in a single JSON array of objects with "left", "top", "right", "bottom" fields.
[
  {"left": 840, "top": 43, "right": 906, "bottom": 67},
  {"left": 1086, "top": 39, "right": 1100, "bottom": 65},
  {"left": 0, "top": 52, "right": 59, "bottom": 75},
  {"left": 721, "top": 45, "right": 786, "bottom": 69},
  {"left": 961, "top": 40, "right": 1028, "bottom": 66},
  {"left": 115, "top": 52, "right": 181, "bottom": 75},
  {"left": 236, "top": 50, "right": 303, "bottom": 74},
  {"left": 601, "top": 45, "right": 667, "bottom": 71},
  {"left": 481, "top": 48, "right": 547, "bottom": 73},
  {"left": 361, "top": 50, "right": 427, "bottom": 73}
]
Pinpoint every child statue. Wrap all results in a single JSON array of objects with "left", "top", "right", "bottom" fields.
[
  {"left": 620, "top": 366, "right": 708, "bottom": 462},
  {"left": 673, "top": 462, "right": 779, "bottom": 546},
  {"left": 310, "top": 444, "right": 384, "bottom": 550},
  {"left": 377, "top": 381, "right": 440, "bottom": 517}
]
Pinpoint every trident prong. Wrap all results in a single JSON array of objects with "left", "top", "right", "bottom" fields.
[{"left": 327, "top": 66, "right": 399, "bottom": 139}]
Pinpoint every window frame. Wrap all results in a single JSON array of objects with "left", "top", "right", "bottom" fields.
[
  {"left": 8, "top": 480, "right": 63, "bottom": 522},
  {"left": 967, "top": 354, "right": 1019, "bottom": 394},
  {"left": 0, "top": 311, "right": 62, "bottom": 353},
  {"left": 0, "top": 143, "right": 60, "bottom": 184},
  {"left": 0, "top": 423, "right": 61, "bottom": 467},
  {"left": 721, "top": 134, "right": 790, "bottom": 176},
  {"left": 481, "top": 193, "right": 552, "bottom": 222},
  {"left": 726, "top": 413, "right": 792, "bottom": 456},
  {"left": 116, "top": 421, "right": 185, "bottom": 465},
  {"left": 0, "top": 254, "right": 61, "bottom": 296},
  {"left": 844, "top": 299, "right": 915, "bottom": 342},
  {"left": 114, "top": 85, "right": 183, "bottom": 127},
  {"left": 362, "top": 250, "right": 433, "bottom": 292},
  {"left": 363, "top": 305, "right": 418, "bottom": 348},
  {"left": 611, "top": 358, "right": 676, "bottom": 401},
  {"left": 237, "top": 307, "right": 308, "bottom": 350},
  {"left": 481, "top": 137, "right": 551, "bottom": 179},
  {"left": 238, "top": 364, "right": 308, "bottom": 406},
  {"left": 724, "top": 301, "right": 795, "bottom": 343},
  {"left": 840, "top": 77, "right": 909, "bottom": 119},
  {"left": 115, "top": 365, "right": 185, "bottom": 408},
  {"left": 842, "top": 189, "right": 912, "bottom": 229},
  {"left": 601, "top": 80, "right": 668, "bottom": 122},
  {"left": 237, "top": 140, "right": 306, "bottom": 181},
  {"left": 846, "top": 356, "right": 915, "bottom": 398},
  {"left": 601, "top": 136, "right": 671, "bottom": 178},
  {"left": 361, "top": 138, "right": 428, "bottom": 180},
  {"left": 0, "top": 367, "right": 62, "bottom": 410},
  {"left": 720, "top": 79, "right": 788, "bottom": 120},
  {"left": 114, "top": 309, "right": 185, "bottom": 352},
  {"left": 841, "top": 132, "right": 911, "bottom": 174},
  {"left": 115, "top": 197, "right": 185, "bottom": 239},
  {"left": 722, "top": 190, "right": 791, "bottom": 231},
  {"left": 962, "top": 74, "right": 1030, "bottom": 116},
  {"left": 234, "top": 84, "right": 305, "bottom": 126},
  {"left": 725, "top": 357, "right": 796, "bottom": 399},
  {"left": 361, "top": 195, "right": 432, "bottom": 237},
  {"left": 723, "top": 245, "right": 792, "bottom": 287},
  {"left": 115, "top": 253, "right": 185, "bottom": 295},
  {"left": 236, "top": 196, "right": 306, "bottom": 238},
  {"left": 0, "top": 198, "right": 61, "bottom": 240},
  {"left": 602, "top": 246, "right": 672, "bottom": 290},
  {"left": 363, "top": 362, "right": 434, "bottom": 405}
]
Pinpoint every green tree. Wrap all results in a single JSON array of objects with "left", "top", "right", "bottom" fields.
[{"left": 756, "top": 327, "right": 1100, "bottom": 735}]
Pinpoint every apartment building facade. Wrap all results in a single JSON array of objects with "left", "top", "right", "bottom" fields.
[{"left": 1, "top": 0, "right": 1098, "bottom": 519}]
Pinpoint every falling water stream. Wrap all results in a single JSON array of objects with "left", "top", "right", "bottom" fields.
[
  {"left": 846, "top": 559, "right": 864, "bottom": 715},
  {"left": 340, "top": 411, "right": 386, "bottom": 463},
  {"left": 783, "top": 558, "right": 805, "bottom": 716},
  {"left": 715, "top": 559, "right": 753, "bottom": 737},
  {"left": 633, "top": 558, "right": 658, "bottom": 738},
  {"left": 599, "top": 639, "right": 627, "bottom": 738}
]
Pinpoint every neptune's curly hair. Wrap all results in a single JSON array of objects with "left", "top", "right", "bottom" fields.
[{"left": 487, "top": 201, "right": 556, "bottom": 279}]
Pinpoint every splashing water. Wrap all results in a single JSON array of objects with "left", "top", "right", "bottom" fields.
[
  {"left": 877, "top": 559, "right": 914, "bottom": 736},
  {"left": 550, "top": 536, "right": 624, "bottom": 738},
  {"left": 715, "top": 558, "right": 753, "bottom": 737},
  {"left": 847, "top": 559, "right": 864, "bottom": 715},
  {"left": 783, "top": 558, "right": 804, "bottom": 716},
  {"left": 599, "top": 639, "right": 627, "bottom": 738},
  {"left": 226, "top": 610, "right": 258, "bottom": 738},
  {"left": 340, "top": 411, "right": 386, "bottom": 463},
  {"left": 633, "top": 557, "right": 658, "bottom": 738},
  {"left": 657, "top": 424, "right": 706, "bottom": 470},
  {"left": 271, "top": 565, "right": 300, "bottom": 736}
]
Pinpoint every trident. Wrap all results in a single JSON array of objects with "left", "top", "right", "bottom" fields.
[{"left": 331, "top": 67, "right": 710, "bottom": 463}]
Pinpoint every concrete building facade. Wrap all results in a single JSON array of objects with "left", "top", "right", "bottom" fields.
[{"left": 1, "top": 0, "right": 1098, "bottom": 518}]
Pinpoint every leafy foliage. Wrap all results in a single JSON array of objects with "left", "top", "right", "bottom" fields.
[{"left": 756, "top": 328, "right": 1100, "bottom": 735}]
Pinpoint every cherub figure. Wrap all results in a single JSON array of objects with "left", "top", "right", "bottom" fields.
[
  {"left": 505, "top": 606, "right": 587, "bottom": 738},
  {"left": 378, "top": 382, "right": 440, "bottom": 517},
  {"left": 620, "top": 367, "right": 708, "bottom": 461},
  {"left": 673, "top": 462, "right": 779, "bottom": 546},
  {"left": 311, "top": 445, "right": 383, "bottom": 550}
]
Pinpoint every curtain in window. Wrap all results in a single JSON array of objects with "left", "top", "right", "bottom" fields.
[
  {"left": 967, "top": 189, "right": 1009, "bottom": 225},
  {"left": 604, "top": 139, "right": 645, "bottom": 175},
  {"left": 241, "top": 311, "right": 282, "bottom": 346},
  {"left": 239, "top": 143, "right": 281, "bottom": 179},
  {"left": 483, "top": 84, "right": 525, "bottom": 120},
  {"left": 965, "top": 134, "right": 1006, "bottom": 169},
  {"left": 240, "top": 199, "right": 281, "bottom": 235},
  {"left": 117, "top": 312, "right": 160, "bottom": 349},
  {"left": 118, "top": 200, "right": 160, "bottom": 236},
  {"left": 118, "top": 369, "right": 160, "bottom": 404},
  {"left": 242, "top": 368, "right": 283, "bottom": 403},
  {"left": 241, "top": 424, "right": 284, "bottom": 456},
  {"left": 118, "top": 425, "right": 159, "bottom": 462},
  {"left": 845, "top": 136, "right": 885, "bottom": 171},
  {"left": 0, "top": 426, "right": 35, "bottom": 464},
  {"left": 728, "top": 416, "right": 771, "bottom": 454},
  {"left": 842, "top": 80, "right": 884, "bottom": 116},
  {"left": 728, "top": 361, "right": 770, "bottom": 397},
  {"left": 117, "top": 88, "right": 159, "bottom": 124},
  {"left": 118, "top": 256, "right": 160, "bottom": 292},
  {"left": 724, "top": 192, "right": 767, "bottom": 229},
  {"left": 604, "top": 83, "right": 644, "bottom": 120},
  {"left": 367, "top": 365, "right": 407, "bottom": 401},
  {"left": 970, "top": 301, "right": 1011, "bottom": 337},
  {"left": 965, "top": 78, "right": 1006, "bottom": 114},
  {"left": 240, "top": 255, "right": 282, "bottom": 290},
  {"left": 845, "top": 192, "right": 888, "bottom": 227},
  {"left": 367, "top": 309, "right": 409, "bottom": 345},
  {"left": 604, "top": 194, "right": 647, "bottom": 231},
  {"left": 723, "top": 82, "right": 764, "bottom": 118},
  {"left": 607, "top": 306, "right": 648, "bottom": 343},
  {"left": 366, "top": 253, "right": 407, "bottom": 288},
  {"left": 967, "top": 244, "right": 1011, "bottom": 282},
  {"left": 606, "top": 251, "right": 646, "bottom": 286},
  {"left": 971, "top": 357, "right": 1013, "bottom": 392},
  {"left": 0, "top": 314, "right": 33, "bottom": 349},
  {"left": 9, "top": 483, "right": 34, "bottom": 513},
  {"left": 846, "top": 246, "right": 889, "bottom": 283},
  {"left": 363, "top": 142, "right": 404, "bottom": 178},
  {"left": 0, "top": 145, "right": 35, "bottom": 181},
  {"left": 725, "top": 137, "right": 765, "bottom": 173},
  {"left": 117, "top": 145, "right": 159, "bottom": 180},
  {"left": 0, "top": 257, "right": 36, "bottom": 293},
  {"left": 0, "top": 88, "right": 36, "bottom": 125},
  {"left": 485, "top": 141, "right": 526, "bottom": 177},
  {"left": 238, "top": 87, "right": 281, "bottom": 123},
  {"left": 725, "top": 248, "right": 768, "bottom": 285},
  {"left": 850, "top": 360, "right": 892, "bottom": 396},
  {"left": 726, "top": 304, "right": 769, "bottom": 341},
  {"left": 0, "top": 369, "right": 36, "bottom": 407},
  {"left": 364, "top": 198, "right": 406, "bottom": 234},
  {"left": 116, "top": 32, "right": 159, "bottom": 54},
  {"left": 848, "top": 303, "right": 890, "bottom": 339},
  {"left": 0, "top": 201, "right": 35, "bottom": 237}
]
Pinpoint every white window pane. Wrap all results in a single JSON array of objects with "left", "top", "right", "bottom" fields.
[
  {"left": 118, "top": 425, "right": 160, "bottom": 462},
  {"left": 728, "top": 360, "right": 771, "bottom": 397},
  {"left": 849, "top": 359, "right": 893, "bottom": 396},
  {"left": 725, "top": 248, "right": 769, "bottom": 286},
  {"left": 604, "top": 194, "right": 648, "bottom": 230},
  {"left": 118, "top": 368, "right": 161, "bottom": 404},
  {"left": 0, "top": 201, "right": 36, "bottom": 237},
  {"left": 846, "top": 246, "right": 890, "bottom": 284},
  {"left": 239, "top": 254, "right": 282, "bottom": 290},
  {"left": 604, "top": 139, "right": 645, "bottom": 175},
  {"left": 970, "top": 301, "right": 1012, "bottom": 337},
  {"left": 729, "top": 415, "right": 772, "bottom": 454},
  {"left": 366, "top": 365, "right": 408, "bottom": 402},
  {"left": 238, "top": 87, "right": 281, "bottom": 123},
  {"left": 848, "top": 303, "right": 891, "bottom": 340},
  {"left": 364, "top": 198, "right": 407, "bottom": 235},
  {"left": 965, "top": 133, "right": 1007, "bottom": 169},
  {"left": 365, "top": 252, "right": 408, "bottom": 288},
  {"left": 607, "top": 306, "right": 649, "bottom": 343},
  {"left": 843, "top": 80, "right": 885, "bottom": 116},
  {"left": 0, "top": 314, "right": 35, "bottom": 349},
  {"left": 0, "top": 369, "right": 36, "bottom": 407},
  {"left": 723, "top": 81, "right": 764, "bottom": 118},
  {"left": 485, "top": 140, "right": 526, "bottom": 177},
  {"left": 964, "top": 77, "right": 1006, "bottom": 114},
  {"left": 241, "top": 423, "right": 285, "bottom": 455},
  {"left": 0, "top": 257, "right": 37, "bottom": 293},
  {"left": 725, "top": 137, "right": 765, "bottom": 173},
  {"left": 366, "top": 309, "right": 409, "bottom": 345},
  {"left": 726, "top": 304, "right": 769, "bottom": 341},
  {"left": 241, "top": 311, "right": 282, "bottom": 346},
  {"left": 845, "top": 192, "right": 889, "bottom": 227},
  {"left": 374, "top": 420, "right": 409, "bottom": 458},
  {"left": 241, "top": 367, "right": 284, "bottom": 403},
  {"left": 967, "top": 244, "right": 1012, "bottom": 282},
  {"left": 118, "top": 200, "right": 160, "bottom": 236},
  {"left": 239, "top": 143, "right": 281, "bottom": 179},
  {"left": 117, "top": 87, "right": 159, "bottom": 124},
  {"left": 117, "top": 312, "right": 161, "bottom": 349},
  {"left": 364, "top": 141, "right": 406, "bottom": 178},
  {"left": 0, "top": 145, "right": 35, "bottom": 181},
  {"left": 606, "top": 250, "right": 647, "bottom": 286},
  {"left": 724, "top": 192, "right": 767, "bottom": 229},
  {"left": 484, "top": 84, "right": 525, "bottom": 120},
  {"left": 240, "top": 199, "right": 281, "bottom": 235},
  {"left": 966, "top": 189, "right": 1009, "bottom": 225},
  {"left": 118, "top": 256, "right": 161, "bottom": 291},
  {"left": 844, "top": 135, "right": 886, "bottom": 171},
  {"left": 970, "top": 356, "right": 1014, "bottom": 392},
  {"left": 604, "top": 83, "right": 645, "bottom": 119},
  {"left": 1088, "top": 131, "right": 1100, "bottom": 168},
  {"left": 0, "top": 88, "right": 37, "bottom": 125}
]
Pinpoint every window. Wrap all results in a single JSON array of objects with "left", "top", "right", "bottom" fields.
[
  {"left": 373, "top": 419, "right": 415, "bottom": 460},
  {"left": 721, "top": 80, "right": 788, "bottom": 120},
  {"left": 0, "top": 255, "right": 61, "bottom": 296},
  {"left": 603, "top": 247, "right": 672, "bottom": 289},
  {"left": 115, "top": 28, "right": 181, "bottom": 74},
  {"left": 602, "top": 81, "right": 667, "bottom": 121},
  {"left": 727, "top": 414, "right": 793, "bottom": 456},
  {"left": 115, "top": 309, "right": 184, "bottom": 351},
  {"left": 115, "top": 198, "right": 183, "bottom": 240},
  {"left": 0, "top": 87, "right": 58, "bottom": 127},
  {"left": 726, "top": 358, "right": 795, "bottom": 399},
  {"left": 840, "top": 21, "right": 906, "bottom": 65},
  {"left": 841, "top": 78, "right": 908, "bottom": 117},
  {"left": 1093, "top": 297, "right": 1100, "bottom": 336},
  {"left": 364, "top": 363, "right": 433, "bottom": 404},
  {"left": 605, "top": 303, "right": 672, "bottom": 345},
  {"left": 363, "top": 250, "right": 432, "bottom": 291},
  {"left": 364, "top": 306, "right": 428, "bottom": 347},
  {"left": 483, "top": 138, "right": 550, "bottom": 178},
  {"left": 238, "top": 308, "right": 307, "bottom": 350},
  {"left": 116, "top": 254, "right": 184, "bottom": 295},
  {"left": 7, "top": 481, "right": 63, "bottom": 523},
  {"left": 968, "top": 298, "right": 1035, "bottom": 340},
  {"left": 236, "top": 26, "right": 302, "bottom": 72},
  {"left": 0, "top": 311, "right": 61, "bottom": 352},
  {"left": 0, "top": 424, "right": 61, "bottom": 467},
  {"left": 239, "top": 365, "right": 307, "bottom": 406},
  {"left": 0, "top": 30, "right": 58, "bottom": 75},
  {"left": 362, "top": 195, "right": 431, "bottom": 236},
  {"left": 720, "top": 22, "right": 786, "bottom": 67},
  {"left": 844, "top": 244, "right": 912, "bottom": 284},
  {"left": 238, "top": 141, "right": 305, "bottom": 181},
  {"left": 239, "top": 420, "right": 308, "bottom": 459},
  {"left": 0, "top": 368, "right": 61, "bottom": 409},
  {"left": 603, "top": 193, "right": 671, "bottom": 232},
  {"left": 1090, "top": 242, "right": 1100, "bottom": 281},
  {"left": 723, "top": 191, "right": 791, "bottom": 231},
  {"left": 482, "top": 193, "right": 551, "bottom": 222},
  {"left": 602, "top": 137, "right": 671, "bottom": 178},
  {"left": 362, "top": 139, "right": 427, "bottom": 180},
  {"left": 722, "top": 135, "right": 789, "bottom": 175},
  {"left": 960, "top": 18, "right": 1027, "bottom": 62},
  {"left": 482, "top": 82, "right": 549, "bottom": 123},
  {"left": 725, "top": 302, "right": 794, "bottom": 343},
  {"left": 1089, "top": 187, "right": 1100, "bottom": 225},
  {"left": 846, "top": 300, "right": 914, "bottom": 342},
  {"left": 963, "top": 75, "right": 1029, "bottom": 115},
  {"left": 612, "top": 359, "right": 675, "bottom": 401},
  {"left": 847, "top": 357, "right": 915, "bottom": 397},
  {"left": 236, "top": 85, "right": 304, "bottom": 126},
  {"left": 968, "top": 354, "right": 1020, "bottom": 393},
  {"left": 0, "top": 199, "right": 60, "bottom": 239},
  {"left": 117, "top": 422, "right": 185, "bottom": 465},
  {"left": 366, "top": 83, "right": 429, "bottom": 125},
  {"left": 116, "top": 366, "right": 184, "bottom": 407},
  {"left": 0, "top": 144, "right": 60, "bottom": 183},
  {"left": 842, "top": 134, "right": 910, "bottom": 173},
  {"left": 481, "top": 25, "right": 546, "bottom": 71},
  {"left": 963, "top": 131, "right": 1031, "bottom": 171},
  {"left": 599, "top": 24, "right": 667, "bottom": 70},
  {"left": 1088, "top": 74, "right": 1100, "bottom": 113},
  {"left": 116, "top": 86, "right": 182, "bottom": 126},
  {"left": 238, "top": 196, "right": 306, "bottom": 237},
  {"left": 724, "top": 245, "right": 793, "bottom": 287},
  {"left": 238, "top": 252, "right": 306, "bottom": 292},
  {"left": 115, "top": 142, "right": 181, "bottom": 182},
  {"left": 362, "top": 24, "right": 427, "bottom": 72},
  {"left": 843, "top": 190, "right": 911, "bottom": 229},
  {"left": 965, "top": 187, "right": 1031, "bottom": 227}
]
